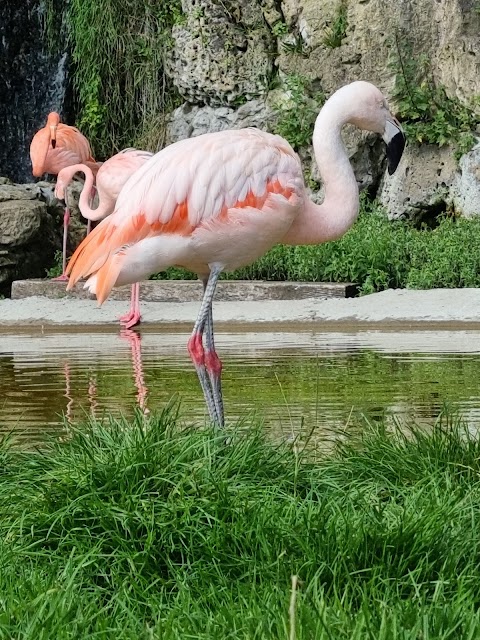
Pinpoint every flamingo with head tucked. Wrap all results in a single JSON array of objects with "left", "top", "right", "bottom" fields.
[
  {"left": 55, "top": 148, "right": 154, "bottom": 328},
  {"left": 30, "top": 111, "right": 101, "bottom": 279},
  {"left": 65, "top": 81, "right": 405, "bottom": 427}
]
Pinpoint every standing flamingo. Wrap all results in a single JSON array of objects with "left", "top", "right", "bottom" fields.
[
  {"left": 55, "top": 149, "right": 153, "bottom": 328},
  {"left": 65, "top": 81, "right": 405, "bottom": 427},
  {"left": 30, "top": 112, "right": 101, "bottom": 280}
]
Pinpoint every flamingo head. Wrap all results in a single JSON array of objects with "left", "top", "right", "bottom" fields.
[
  {"left": 342, "top": 81, "right": 406, "bottom": 175},
  {"left": 54, "top": 170, "right": 67, "bottom": 201}
]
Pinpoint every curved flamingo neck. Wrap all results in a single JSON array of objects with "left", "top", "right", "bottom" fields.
[
  {"left": 282, "top": 91, "right": 360, "bottom": 246},
  {"left": 59, "top": 164, "right": 111, "bottom": 221}
]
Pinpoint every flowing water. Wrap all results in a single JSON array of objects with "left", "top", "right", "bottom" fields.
[{"left": 2, "top": 327, "right": 480, "bottom": 446}]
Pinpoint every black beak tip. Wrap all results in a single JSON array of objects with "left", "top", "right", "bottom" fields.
[
  {"left": 51, "top": 140, "right": 57, "bottom": 149},
  {"left": 386, "top": 131, "right": 406, "bottom": 175}
]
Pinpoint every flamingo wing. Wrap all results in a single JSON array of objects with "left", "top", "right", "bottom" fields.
[{"left": 56, "top": 124, "right": 96, "bottom": 163}]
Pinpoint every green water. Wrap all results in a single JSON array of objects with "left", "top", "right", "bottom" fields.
[{"left": 1, "top": 328, "right": 480, "bottom": 444}]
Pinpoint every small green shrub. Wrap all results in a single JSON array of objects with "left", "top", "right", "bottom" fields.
[
  {"left": 271, "top": 21, "right": 289, "bottom": 38},
  {"left": 323, "top": 0, "right": 348, "bottom": 48},
  {"left": 391, "top": 41, "right": 479, "bottom": 157},
  {"left": 46, "top": 250, "right": 64, "bottom": 278},
  {"left": 272, "top": 74, "right": 324, "bottom": 150}
]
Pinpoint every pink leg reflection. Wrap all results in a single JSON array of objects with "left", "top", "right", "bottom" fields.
[{"left": 120, "top": 328, "right": 149, "bottom": 414}]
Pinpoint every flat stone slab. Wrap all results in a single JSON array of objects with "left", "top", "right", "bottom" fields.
[
  {"left": 1, "top": 288, "right": 480, "bottom": 328},
  {"left": 11, "top": 279, "right": 358, "bottom": 302}
]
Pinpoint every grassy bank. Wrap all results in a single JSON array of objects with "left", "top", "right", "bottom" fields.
[
  {"left": 2, "top": 408, "right": 480, "bottom": 638},
  {"left": 154, "top": 203, "right": 480, "bottom": 294}
]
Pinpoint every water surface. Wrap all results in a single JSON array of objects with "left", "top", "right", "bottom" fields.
[{"left": 1, "top": 328, "right": 480, "bottom": 445}]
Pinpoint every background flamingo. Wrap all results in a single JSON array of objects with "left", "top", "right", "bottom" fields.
[
  {"left": 30, "top": 111, "right": 101, "bottom": 279},
  {"left": 55, "top": 148, "right": 153, "bottom": 328},
  {"left": 66, "top": 81, "right": 405, "bottom": 427}
]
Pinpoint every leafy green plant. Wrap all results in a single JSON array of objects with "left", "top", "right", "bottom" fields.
[
  {"left": 45, "top": 250, "right": 64, "bottom": 278},
  {"left": 272, "top": 74, "right": 324, "bottom": 150},
  {"left": 271, "top": 20, "right": 289, "bottom": 38},
  {"left": 323, "top": 0, "right": 348, "bottom": 48},
  {"left": 391, "top": 39, "right": 479, "bottom": 157}
]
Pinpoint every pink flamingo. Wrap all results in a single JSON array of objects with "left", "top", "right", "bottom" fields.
[
  {"left": 30, "top": 112, "right": 101, "bottom": 280},
  {"left": 55, "top": 148, "right": 153, "bottom": 328},
  {"left": 65, "top": 81, "right": 405, "bottom": 427}
]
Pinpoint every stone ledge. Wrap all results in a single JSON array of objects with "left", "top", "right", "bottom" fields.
[{"left": 11, "top": 279, "right": 358, "bottom": 302}]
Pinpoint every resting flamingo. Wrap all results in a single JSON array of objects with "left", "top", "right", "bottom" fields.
[
  {"left": 55, "top": 148, "right": 153, "bottom": 328},
  {"left": 66, "top": 81, "right": 405, "bottom": 427},
  {"left": 30, "top": 111, "right": 101, "bottom": 280}
]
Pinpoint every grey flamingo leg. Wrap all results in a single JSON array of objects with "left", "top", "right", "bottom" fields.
[
  {"left": 202, "top": 276, "right": 224, "bottom": 428},
  {"left": 188, "top": 265, "right": 224, "bottom": 427},
  {"left": 53, "top": 206, "right": 70, "bottom": 281}
]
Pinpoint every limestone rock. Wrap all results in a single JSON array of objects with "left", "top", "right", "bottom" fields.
[
  {"left": 166, "top": 98, "right": 275, "bottom": 143},
  {"left": 0, "top": 200, "right": 45, "bottom": 246},
  {"left": 276, "top": 0, "right": 480, "bottom": 104},
  {"left": 379, "top": 145, "right": 458, "bottom": 221},
  {"left": 451, "top": 145, "right": 480, "bottom": 218},
  {"left": 0, "top": 193, "right": 60, "bottom": 294},
  {"left": 168, "top": 0, "right": 274, "bottom": 105},
  {"left": 0, "top": 184, "right": 39, "bottom": 202}
]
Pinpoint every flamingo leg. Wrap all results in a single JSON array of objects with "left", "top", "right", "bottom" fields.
[
  {"left": 86, "top": 186, "right": 96, "bottom": 236},
  {"left": 188, "top": 265, "right": 224, "bottom": 427},
  {"left": 119, "top": 283, "right": 141, "bottom": 329},
  {"left": 202, "top": 276, "right": 224, "bottom": 428},
  {"left": 52, "top": 206, "right": 70, "bottom": 281}
]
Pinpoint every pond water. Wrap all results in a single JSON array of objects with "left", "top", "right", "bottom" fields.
[{"left": 1, "top": 327, "right": 480, "bottom": 445}]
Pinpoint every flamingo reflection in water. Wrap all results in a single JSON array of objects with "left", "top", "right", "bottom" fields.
[
  {"left": 120, "top": 329, "right": 149, "bottom": 415},
  {"left": 60, "top": 331, "right": 149, "bottom": 425}
]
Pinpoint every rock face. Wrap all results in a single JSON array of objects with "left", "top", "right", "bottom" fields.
[
  {"left": 168, "top": 0, "right": 275, "bottom": 105},
  {"left": 0, "top": 180, "right": 69, "bottom": 295},
  {"left": 165, "top": 0, "right": 480, "bottom": 221}
]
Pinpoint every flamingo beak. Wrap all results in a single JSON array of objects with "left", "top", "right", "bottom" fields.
[
  {"left": 383, "top": 116, "right": 405, "bottom": 175},
  {"left": 50, "top": 125, "right": 57, "bottom": 149}
]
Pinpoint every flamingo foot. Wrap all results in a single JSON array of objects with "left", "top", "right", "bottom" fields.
[
  {"left": 52, "top": 273, "right": 69, "bottom": 282},
  {"left": 119, "top": 310, "right": 141, "bottom": 330}
]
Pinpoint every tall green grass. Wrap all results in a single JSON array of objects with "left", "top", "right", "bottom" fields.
[
  {"left": 2, "top": 407, "right": 480, "bottom": 638},
  {"left": 154, "top": 202, "right": 480, "bottom": 294}
]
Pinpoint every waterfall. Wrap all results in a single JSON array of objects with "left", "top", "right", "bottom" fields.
[{"left": 0, "top": 0, "right": 69, "bottom": 183}]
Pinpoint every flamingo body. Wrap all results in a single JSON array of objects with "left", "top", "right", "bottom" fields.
[
  {"left": 67, "top": 129, "right": 304, "bottom": 298},
  {"left": 30, "top": 112, "right": 101, "bottom": 280},
  {"left": 66, "top": 81, "right": 406, "bottom": 427},
  {"left": 56, "top": 149, "right": 154, "bottom": 327}
]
